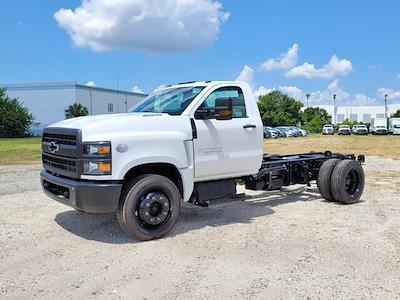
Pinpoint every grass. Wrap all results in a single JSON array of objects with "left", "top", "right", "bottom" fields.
[
  {"left": 0, "top": 137, "right": 42, "bottom": 165},
  {"left": 264, "top": 134, "right": 400, "bottom": 159},
  {"left": 1, "top": 134, "right": 400, "bottom": 166}
]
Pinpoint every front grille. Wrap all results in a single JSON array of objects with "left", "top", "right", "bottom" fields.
[
  {"left": 43, "top": 154, "right": 77, "bottom": 173},
  {"left": 43, "top": 133, "right": 77, "bottom": 145},
  {"left": 42, "top": 128, "right": 82, "bottom": 178}
]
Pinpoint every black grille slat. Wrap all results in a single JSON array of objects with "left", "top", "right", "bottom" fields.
[
  {"left": 43, "top": 154, "right": 77, "bottom": 173},
  {"left": 43, "top": 133, "right": 77, "bottom": 145}
]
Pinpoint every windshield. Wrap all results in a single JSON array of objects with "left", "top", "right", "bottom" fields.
[
  {"left": 324, "top": 125, "right": 333, "bottom": 128},
  {"left": 359, "top": 125, "right": 367, "bottom": 128},
  {"left": 377, "top": 125, "right": 386, "bottom": 128},
  {"left": 130, "top": 86, "right": 205, "bottom": 115},
  {"left": 394, "top": 125, "right": 400, "bottom": 128},
  {"left": 340, "top": 125, "right": 349, "bottom": 128}
]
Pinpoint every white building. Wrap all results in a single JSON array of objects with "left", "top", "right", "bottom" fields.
[
  {"left": 1, "top": 82, "right": 147, "bottom": 134},
  {"left": 309, "top": 104, "right": 400, "bottom": 124}
]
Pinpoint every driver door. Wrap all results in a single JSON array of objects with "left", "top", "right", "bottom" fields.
[{"left": 193, "top": 86, "right": 261, "bottom": 181}]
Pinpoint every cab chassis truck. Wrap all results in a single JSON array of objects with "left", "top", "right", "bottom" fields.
[{"left": 41, "top": 81, "right": 365, "bottom": 241}]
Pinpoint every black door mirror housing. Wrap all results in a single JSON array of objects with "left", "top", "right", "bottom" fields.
[{"left": 215, "top": 97, "right": 233, "bottom": 120}]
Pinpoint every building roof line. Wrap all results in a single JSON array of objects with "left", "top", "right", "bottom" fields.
[{"left": 0, "top": 81, "right": 147, "bottom": 97}]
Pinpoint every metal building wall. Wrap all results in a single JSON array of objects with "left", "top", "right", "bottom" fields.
[{"left": 1, "top": 82, "right": 147, "bottom": 135}]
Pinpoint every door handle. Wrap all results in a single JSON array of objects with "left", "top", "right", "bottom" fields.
[{"left": 243, "top": 124, "right": 256, "bottom": 129}]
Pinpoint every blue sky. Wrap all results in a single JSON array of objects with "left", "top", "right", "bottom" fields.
[{"left": 1, "top": 0, "right": 400, "bottom": 105}]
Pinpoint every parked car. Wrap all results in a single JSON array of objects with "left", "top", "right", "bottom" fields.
[
  {"left": 275, "top": 126, "right": 300, "bottom": 137},
  {"left": 273, "top": 127, "right": 289, "bottom": 138},
  {"left": 352, "top": 125, "right": 369, "bottom": 135},
  {"left": 370, "top": 118, "right": 388, "bottom": 135},
  {"left": 388, "top": 118, "right": 400, "bottom": 135},
  {"left": 288, "top": 126, "right": 303, "bottom": 137},
  {"left": 275, "top": 126, "right": 292, "bottom": 137},
  {"left": 263, "top": 127, "right": 278, "bottom": 138},
  {"left": 322, "top": 124, "right": 334, "bottom": 135},
  {"left": 338, "top": 125, "right": 351, "bottom": 135},
  {"left": 299, "top": 129, "right": 310, "bottom": 136}
]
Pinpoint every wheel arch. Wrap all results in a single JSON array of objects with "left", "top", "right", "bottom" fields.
[{"left": 123, "top": 163, "right": 184, "bottom": 199}]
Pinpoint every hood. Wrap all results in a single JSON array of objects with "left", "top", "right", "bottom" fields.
[{"left": 48, "top": 113, "right": 192, "bottom": 141}]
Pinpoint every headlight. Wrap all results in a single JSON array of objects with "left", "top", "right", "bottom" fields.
[
  {"left": 82, "top": 142, "right": 112, "bottom": 175},
  {"left": 83, "top": 161, "right": 111, "bottom": 175},
  {"left": 83, "top": 142, "right": 111, "bottom": 156}
]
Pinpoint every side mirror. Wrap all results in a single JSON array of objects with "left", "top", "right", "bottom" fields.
[{"left": 215, "top": 97, "right": 233, "bottom": 120}]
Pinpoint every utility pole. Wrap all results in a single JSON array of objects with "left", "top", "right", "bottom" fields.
[
  {"left": 384, "top": 94, "right": 388, "bottom": 118},
  {"left": 333, "top": 94, "right": 337, "bottom": 125},
  {"left": 306, "top": 93, "right": 310, "bottom": 108}
]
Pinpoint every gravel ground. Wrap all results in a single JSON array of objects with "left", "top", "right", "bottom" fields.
[{"left": 1, "top": 157, "right": 400, "bottom": 299}]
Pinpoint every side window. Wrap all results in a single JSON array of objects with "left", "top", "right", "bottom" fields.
[{"left": 198, "top": 86, "right": 247, "bottom": 118}]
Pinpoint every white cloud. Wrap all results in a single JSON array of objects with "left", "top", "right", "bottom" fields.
[
  {"left": 236, "top": 65, "right": 254, "bottom": 86},
  {"left": 255, "top": 86, "right": 274, "bottom": 98},
  {"left": 54, "top": 0, "right": 229, "bottom": 53},
  {"left": 85, "top": 81, "right": 96, "bottom": 87},
  {"left": 377, "top": 87, "right": 400, "bottom": 100},
  {"left": 261, "top": 44, "right": 299, "bottom": 71},
  {"left": 153, "top": 84, "right": 168, "bottom": 92},
  {"left": 131, "top": 85, "right": 143, "bottom": 93},
  {"left": 353, "top": 93, "right": 376, "bottom": 106},
  {"left": 279, "top": 86, "right": 304, "bottom": 100},
  {"left": 285, "top": 55, "right": 353, "bottom": 79}
]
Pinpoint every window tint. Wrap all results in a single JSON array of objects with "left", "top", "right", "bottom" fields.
[{"left": 198, "top": 86, "right": 247, "bottom": 118}]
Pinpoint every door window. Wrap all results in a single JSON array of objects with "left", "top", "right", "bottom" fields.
[{"left": 198, "top": 86, "right": 247, "bottom": 118}]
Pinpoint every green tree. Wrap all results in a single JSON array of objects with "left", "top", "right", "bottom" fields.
[
  {"left": 0, "top": 88, "right": 34, "bottom": 137},
  {"left": 258, "top": 91, "right": 303, "bottom": 126},
  {"left": 391, "top": 109, "right": 400, "bottom": 118},
  {"left": 65, "top": 103, "right": 89, "bottom": 119},
  {"left": 300, "top": 107, "right": 330, "bottom": 133}
]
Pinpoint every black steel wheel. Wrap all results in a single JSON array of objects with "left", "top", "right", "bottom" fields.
[
  {"left": 330, "top": 160, "right": 365, "bottom": 204},
  {"left": 117, "top": 174, "right": 181, "bottom": 241}
]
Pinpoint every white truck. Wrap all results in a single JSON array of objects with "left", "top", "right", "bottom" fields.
[
  {"left": 41, "top": 81, "right": 365, "bottom": 241},
  {"left": 370, "top": 118, "right": 388, "bottom": 135},
  {"left": 388, "top": 118, "right": 400, "bottom": 135}
]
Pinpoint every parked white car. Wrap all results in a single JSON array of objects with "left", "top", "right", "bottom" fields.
[
  {"left": 322, "top": 124, "right": 334, "bottom": 135},
  {"left": 370, "top": 118, "right": 388, "bottom": 135},
  {"left": 352, "top": 125, "right": 368, "bottom": 135},
  {"left": 338, "top": 125, "right": 351, "bottom": 135}
]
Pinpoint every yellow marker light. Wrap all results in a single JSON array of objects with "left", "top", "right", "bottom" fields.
[
  {"left": 97, "top": 162, "right": 111, "bottom": 172},
  {"left": 97, "top": 146, "right": 111, "bottom": 155}
]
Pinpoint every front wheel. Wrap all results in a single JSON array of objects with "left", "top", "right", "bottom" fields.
[{"left": 117, "top": 174, "right": 181, "bottom": 241}]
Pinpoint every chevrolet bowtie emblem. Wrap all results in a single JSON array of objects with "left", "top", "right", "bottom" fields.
[{"left": 49, "top": 141, "right": 60, "bottom": 154}]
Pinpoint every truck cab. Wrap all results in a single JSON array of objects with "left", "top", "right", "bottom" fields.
[{"left": 41, "top": 81, "right": 263, "bottom": 238}]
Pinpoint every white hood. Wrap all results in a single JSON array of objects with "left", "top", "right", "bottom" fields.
[{"left": 49, "top": 113, "right": 192, "bottom": 141}]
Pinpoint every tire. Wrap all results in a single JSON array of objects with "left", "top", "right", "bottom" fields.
[
  {"left": 317, "top": 158, "right": 340, "bottom": 201},
  {"left": 330, "top": 160, "right": 365, "bottom": 204},
  {"left": 117, "top": 174, "right": 181, "bottom": 241}
]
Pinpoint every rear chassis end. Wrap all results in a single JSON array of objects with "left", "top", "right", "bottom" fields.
[{"left": 245, "top": 152, "right": 365, "bottom": 195}]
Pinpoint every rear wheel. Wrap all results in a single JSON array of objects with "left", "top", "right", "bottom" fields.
[
  {"left": 330, "top": 160, "right": 364, "bottom": 204},
  {"left": 117, "top": 174, "right": 181, "bottom": 241},
  {"left": 317, "top": 158, "right": 340, "bottom": 201}
]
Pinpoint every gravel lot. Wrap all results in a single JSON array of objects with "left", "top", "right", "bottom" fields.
[{"left": 1, "top": 158, "right": 400, "bottom": 299}]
